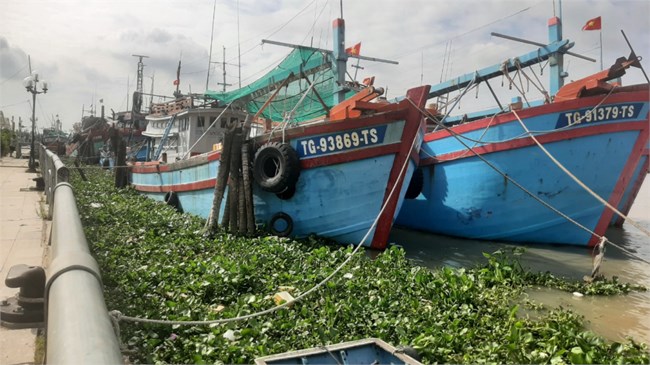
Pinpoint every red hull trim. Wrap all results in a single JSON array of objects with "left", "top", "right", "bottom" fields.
[
  {"left": 588, "top": 125, "right": 649, "bottom": 246},
  {"left": 132, "top": 143, "right": 402, "bottom": 193},
  {"left": 424, "top": 90, "right": 649, "bottom": 143},
  {"left": 370, "top": 86, "right": 430, "bottom": 249},
  {"left": 421, "top": 121, "right": 648, "bottom": 166}
]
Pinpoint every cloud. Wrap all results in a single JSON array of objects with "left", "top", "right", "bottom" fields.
[
  {"left": 1, "top": 0, "right": 648, "bottom": 131},
  {"left": 0, "top": 37, "right": 29, "bottom": 79}
]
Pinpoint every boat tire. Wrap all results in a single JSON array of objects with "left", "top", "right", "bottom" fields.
[
  {"left": 275, "top": 183, "right": 296, "bottom": 200},
  {"left": 164, "top": 191, "right": 183, "bottom": 213},
  {"left": 269, "top": 212, "right": 293, "bottom": 237},
  {"left": 253, "top": 142, "right": 300, "bottom": 193},
  {"left": 405, "top": 168, "right": 424, "bottom": 199}
]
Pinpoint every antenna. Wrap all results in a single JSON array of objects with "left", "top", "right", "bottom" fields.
[
  {"left": 420, "top": 50, "right": 424, "bottom": 85},
  {"left": 132, "top": 54, "right": 149, "bottom": 113},
  {"left": 206, "top": 0, "right": 217, "bottom": 90},
  {"left": 215, "top": 46, "right": 233, "bottom": 92},
  {"left": 351, "top": 58, "right": 363, "bottom": 81},
  {"left": 237, "top": 0, "right": 242, "bottom": 88},
  {"left": 174, "top": 53, "right": 182, "bottom": 98},
  {"left": 126, "top": 76, "right": 130, "bottom": 112},
  {"left": 149, "top": 71, "right": 155, "bottom": 112}
]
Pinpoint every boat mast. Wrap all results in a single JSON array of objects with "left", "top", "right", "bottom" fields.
[
  {"left": 548, "top": 0, "right": 565, "bottom": 96},
  {"left": 332, "top": 18, "right": 347, "bottom": 104}
]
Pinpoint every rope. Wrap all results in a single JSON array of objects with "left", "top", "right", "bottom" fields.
[
  {"left": 108, "top": 97, "right": 421, "bottom": 331},
  {"left": 448, "top": 85, "right": 618, "bottom": 147},
  {"left": 405, "top": 98, "right": 650, "bottom": 268},
  {"left": 512, "top": 108, "right": 650, "bottom": 238},
  {"left": 502, "top": 60, "right": 530, "bottom": 107},
  {"left": 421, "top": 109, "right": 505, "bottom": 162},
  {"left": 516, "top": 62, "right": 550, "bottom": 103},
  {"left": 268, "top": 71, "right": 325, "bottom": 144},
  {"left": 431, "top": 75, "right": 479, "bottom": 133}
]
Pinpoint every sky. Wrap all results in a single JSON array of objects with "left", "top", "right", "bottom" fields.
[{"left": 1, "top": 0, "right": 649, "bottom": 132}]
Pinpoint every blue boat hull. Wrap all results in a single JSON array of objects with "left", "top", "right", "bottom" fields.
[
  {"left": 135, "top": 154, "right": 417, "bottom": 246},
  {"left": 254, "top": 338, "right": 422, "bottom": 365},
  {"left": 396, "top": 87, "right": 649, "bottom": 246},
  {"left": 131, "top": 87, "right": 430, "bottom": 249}
]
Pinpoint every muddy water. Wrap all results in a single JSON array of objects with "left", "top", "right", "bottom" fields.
[{"left": 390, "top": 179, "right": 650, "bottom": 344}]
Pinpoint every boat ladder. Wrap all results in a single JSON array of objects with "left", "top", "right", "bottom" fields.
[{"left": 152, "top": 114, "right": 177, "bottom": 161}]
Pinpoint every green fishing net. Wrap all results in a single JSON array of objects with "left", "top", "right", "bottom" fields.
[{"left": 205, "top": 47, "right": 354, "bottom": 123}]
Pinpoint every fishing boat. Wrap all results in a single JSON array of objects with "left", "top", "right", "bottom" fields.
[
  {"left": 254, "top": 338, "right": 423, "bottom": 365},
  {"left": 131, "top": 19, "right": 430, "bottom": 249},
  {"left": 41, "top": 126, "right": 67, "bottom": 156},
  {"left": 395, "top": 15, "right": 649, "bottom": 247}
]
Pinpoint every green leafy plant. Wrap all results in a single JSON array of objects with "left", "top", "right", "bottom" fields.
[{"left": 70, "top": 168, "right": 649, "bottom": 364}]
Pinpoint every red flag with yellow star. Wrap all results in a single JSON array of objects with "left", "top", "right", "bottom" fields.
[
  {"left": 345, "top": 42, "right": 361, "bottom": 56},
  {"left": 582, "top": 16, "right": 601, "bottom": 31}
]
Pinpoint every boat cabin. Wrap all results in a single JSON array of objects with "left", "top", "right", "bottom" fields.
[{"left": 143, "top": 97, "right": 264, "bottom": 161}]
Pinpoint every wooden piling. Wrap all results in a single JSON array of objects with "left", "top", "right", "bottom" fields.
[
  {"left": 241, "top": 142, "right": 255, "bottom": 234},
  {"left": 73, "top": 159, "right": 87, "bottom": 181},
  {"left": 205, "top": 117, "right": 257, "bottom": 236},
  {"left": 114, "top": 139, "right": 127, "bottom": 189},
  {"left": 228, "top": 130, "right": 243, "bottom": 232},
  {"left": 205, "top": 125, "right": 235, "bottom": 233}
]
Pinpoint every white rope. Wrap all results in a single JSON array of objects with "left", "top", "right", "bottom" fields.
[
  {"left": 180, "top": 102, "right": 234, "bottom": 159},
  {"left": 502, "top": 60, "right": 531, "bottom": 107},
  {"left": 511, "top": 108, "right": 650, "bottom": 238},
  {"left": 421, "top": 109, "right": 506, "bottom": 162},
  {"left": 430, "top": 74, "right": 479, "bottom": 133},
  {"left": 268, "top": 72, "right": 324, "bottom": 144},
  {"left": 109, "top": 97, "right": 421, "bottom": 328},
  {"left": 516, "top": 62, "right": 550, "bottom": 103}
]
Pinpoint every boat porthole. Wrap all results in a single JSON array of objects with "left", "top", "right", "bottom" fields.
[{"left": 269, "top": 212, "right": 293, "bottom": 237}]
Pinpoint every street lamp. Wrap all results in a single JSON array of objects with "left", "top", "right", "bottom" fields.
[{"left": 23, "top": 71, "right": 48, "bottom": 172}]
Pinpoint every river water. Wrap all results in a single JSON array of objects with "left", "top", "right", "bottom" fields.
[{"left": 390, "top": 178, "right": 650, "bottom": 345}]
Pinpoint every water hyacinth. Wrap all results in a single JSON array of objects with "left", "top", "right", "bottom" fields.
[{"left": 70, "top": 167, "right": 649, "bottom": 364}]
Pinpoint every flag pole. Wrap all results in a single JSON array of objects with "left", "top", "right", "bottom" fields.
[{"left": 599, "top": 29, "right": 603, "bottom": 70}]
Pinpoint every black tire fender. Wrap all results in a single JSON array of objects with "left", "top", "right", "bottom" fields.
[
  {"left": 269, "top": 212, "right": 293, "bottom": 237},
  {"left": 164, "top": 191, "right": 183, "bottom": 213},
  {"left": 275, "top": 183, "right": 296, "bottom": 200},
  {"left": 253, "top": 142, "right": 300, "bottom": 193},
  {"left": 405, "top": 168, "right": 424, "bottom": 199}
]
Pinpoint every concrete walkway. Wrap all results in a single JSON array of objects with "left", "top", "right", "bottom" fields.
[{"left": 0, "top": 156, "right": 47, "bottom": 365}]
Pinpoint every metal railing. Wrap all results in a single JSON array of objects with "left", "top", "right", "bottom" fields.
[
  {"left": 40, "top": 146, "right": 123, "bottom": 364},
  {"left": 38, "top": 144, "right": 69, "bottom": 219}
]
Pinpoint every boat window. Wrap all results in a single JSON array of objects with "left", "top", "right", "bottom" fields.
[
  {"left": 197, "top": 116, "right": 205, "bottom": 128},
  {"left": 230, "top": 117, "right": 238, "bottom": 125},
  {"left": 209, "top": 116, "right": 217, "bottom": 126},
  {"left": 220, "top": 117, "right": 228, "bottom": 128}
]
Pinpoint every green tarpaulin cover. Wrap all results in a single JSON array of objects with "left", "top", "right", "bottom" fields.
[{"left": 205, "top": 47, "right": 353, "bottom": 123}]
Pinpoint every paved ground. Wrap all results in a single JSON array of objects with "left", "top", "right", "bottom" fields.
[{"left": 0, "top": 156, "right": 47, "bottom": 365}]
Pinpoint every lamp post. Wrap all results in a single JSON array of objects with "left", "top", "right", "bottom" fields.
[{"left": 23, "top": 71, "right": 48, "bottom": 172}]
